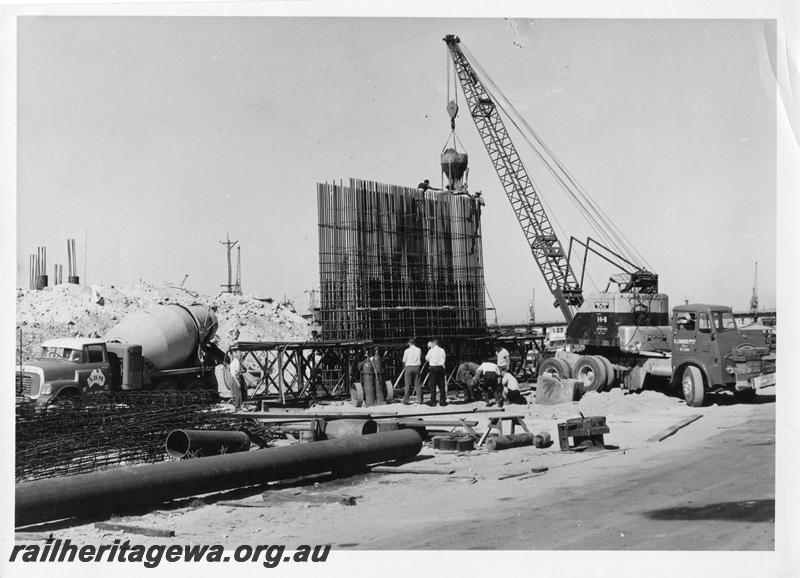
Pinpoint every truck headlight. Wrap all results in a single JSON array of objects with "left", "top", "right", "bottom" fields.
[
  {"left": 40, "top": 383, "right": 52, "bottom": 395},
  {"left": 725, "top": 366, "right": 736, "bottom": 375}
]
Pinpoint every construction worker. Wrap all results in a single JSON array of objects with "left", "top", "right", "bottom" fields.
[
  {"left": 500, "top": 368, "right": 526, "bottom": 405},
  {"left": 425, "top": 338, "right": 447, "bottom": 406},
  {"left": 402, "top": 337, "right": 422, "bottom": 405},
  {"left": 495, "top": 344, "right": 511, "bottom": 373},
  {"left": 417, "top": 179, "right": 442, "bottom": 192},
  {"left": 475, "top": 358, "right": 502, "bottom": 407},
  {"left": 371, "top": 346, "right": 386, "bottom": 404},
  {"left": 454, "top": 361, "right": 480, "bottom": 402},
  {"left": 227, "top": 351, "right": 247, "bottom": 408}
]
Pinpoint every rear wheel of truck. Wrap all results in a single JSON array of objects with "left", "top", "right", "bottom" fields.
[
  {"left": 160, "top": 380, "right": 179, "bottom": 391},
  {"left": 574, "top": 356, "right": 607, "bottom": 392},
  {"left": 681, "top": 366, "right": 705, "bottom": 407},
  {"left": 187, "top": 379, "right": 207, "bottom": 391},
  {"left": 539, "top": 358, "right": 572, "bottom": 380},
  {"left": 595, "top": 355, "right": 615, "bottom": 391}
]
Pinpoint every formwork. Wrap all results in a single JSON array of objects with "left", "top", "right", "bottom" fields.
[{"left": 318, "top": 178, "right": 487, "bottom": 343}]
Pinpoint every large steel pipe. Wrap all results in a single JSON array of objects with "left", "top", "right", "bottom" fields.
[
  {"left": 324, "top": 419, "right": 377, "bottom": 439},
  {"left": 165, "top": 429, "right": 251, "bottom": 459},
  {"left": 16, "top": 429, "right": 422, "bottom": 527}
]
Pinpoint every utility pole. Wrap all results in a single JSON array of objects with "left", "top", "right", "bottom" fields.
[
  {"left": 236, "top": 245, "right": 242, "bottom": 295},
  {"left": 220, "top": 233, "right": 239, "bottom": 294},
  {"left": 750, "top": 261, "right": 759, "bottom": 322}
]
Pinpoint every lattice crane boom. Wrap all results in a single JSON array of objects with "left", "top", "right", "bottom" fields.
[{"left": 444, "top": 34, "right": 583, "bottom": 322}]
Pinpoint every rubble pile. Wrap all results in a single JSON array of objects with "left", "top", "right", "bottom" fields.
[{"left": 15, "top": 282, "right": 312, "bottom": 360}]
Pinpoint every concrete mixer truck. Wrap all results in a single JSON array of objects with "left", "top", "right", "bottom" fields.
[{"left": 15, "top": 304, "right": 226, "bottom": 404}]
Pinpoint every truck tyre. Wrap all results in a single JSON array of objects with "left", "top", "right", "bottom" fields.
[
  {"left": 350, "top": 382, "right": 365, "bottom": 407},
  {"left": 681, "top": 365, "right": 705, "bottom": 407},
  {"left": 160, "top": 380, "right": 179, "bottom": 391},
  {"left": 48, "top": 389, "right": 79, "bottom": 410},
  {"left": 187, "top": 379, "right": 207, "bottom": 391},
  {"left": 539, "top": 358, "right": 572, "bottom": 380},
  {"left": 595, "top": 355, "right": 615, "bottom": 391},
  {"left": 574, "top": 356, "right": 607, "bottom": 393}
]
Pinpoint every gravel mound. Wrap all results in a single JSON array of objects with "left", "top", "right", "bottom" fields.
[{"left": 16, "top": 282, "right": 312, "bottom": 361}]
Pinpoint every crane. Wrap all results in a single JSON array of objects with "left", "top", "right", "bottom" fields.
[
  {"left": 442, "top": 34, "right": 658, "bottom": 326},
  {"left": 443, "top": 34, "right": 672, "bottom": 393},
  {"left": 443, "top": 35, "right": 584, "bottom": 322}
]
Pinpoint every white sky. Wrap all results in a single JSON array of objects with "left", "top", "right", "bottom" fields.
[{"left": 16, "top": 17, "right": 776, "bottom": 323}]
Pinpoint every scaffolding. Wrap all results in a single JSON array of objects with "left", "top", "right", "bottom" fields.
[{"left": 318, "top": 178, "right": 487, "bottom": 343}]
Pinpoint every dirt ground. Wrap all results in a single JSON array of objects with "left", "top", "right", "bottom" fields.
[{"left": 17, "top": 384, "right": 775, "bottom": 551}]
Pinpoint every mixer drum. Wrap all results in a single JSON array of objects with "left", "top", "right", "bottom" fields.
[{"left": 104, "top": 304, "right": 218, "bottom": 370}]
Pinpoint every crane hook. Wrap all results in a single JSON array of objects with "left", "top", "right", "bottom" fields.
[{"left": 447, "top": 99, "right": 458, "bottom": 130}]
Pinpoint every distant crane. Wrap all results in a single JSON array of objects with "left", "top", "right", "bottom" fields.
[{"left": 750, "top": 261, "right": 759, "bottom": 321}]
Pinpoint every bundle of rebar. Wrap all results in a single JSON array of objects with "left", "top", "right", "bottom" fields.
[
  {"left": 317, "top": 178, "right": 487, "bottom": 342},
  {"left": 15, "top": 391, "right": 280, "bottom": 482}
]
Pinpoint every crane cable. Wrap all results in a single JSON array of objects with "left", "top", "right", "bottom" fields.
[
  {"left": 461, "top": 47, "right": 623, "bottom": 258},
  {"left": 461, "top": 44, "right": 653, "bottom": 272},
  {"left": 451, "top": 45, "right": 600, "bottom": 292}
]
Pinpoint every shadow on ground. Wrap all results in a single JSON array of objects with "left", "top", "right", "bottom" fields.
[{"left": 645, "top": 499, "right": 774, "bottom": 523}]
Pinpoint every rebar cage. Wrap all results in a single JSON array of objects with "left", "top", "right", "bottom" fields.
[{"left": 318, "top": 178, "right": 487, "bottom": 342}]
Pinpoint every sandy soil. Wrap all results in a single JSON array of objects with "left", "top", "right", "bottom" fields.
[{"left": 16, "top": 385, "right": 775, "bottom": 550}]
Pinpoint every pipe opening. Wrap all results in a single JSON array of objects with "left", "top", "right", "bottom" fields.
[{"left": 165, "top": 430, "right": 192, "bottom": 459}]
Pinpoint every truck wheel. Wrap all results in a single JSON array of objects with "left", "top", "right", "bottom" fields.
[
  {"left": 539, "top": 358, "right": 572, "bottom": 380},
  {"left": 595, "top": 355, "right": 615, "bottom": 391},
  {"left": 574, "top": 356, "right": 607, "bottom": 392},
  {"left": 49, "top": 389, "right": 79, "bottom": 411},
  {"left": 160, "top": 380, "right": 179, "bottom": 391},
  {"left": 681, "top": 366, "right": 705, "bottom": 407}
]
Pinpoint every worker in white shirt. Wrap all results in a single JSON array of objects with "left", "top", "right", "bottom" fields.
[
  {"left": 402, "top": 337, "right": 422, "bottom": 405},
  {"left": 500, "top": 368, "right": 526, "bottom": 405},
  {"left": 425, "top": 338, "right": 447, "bottom": 406},
  {"left": 475, "top": 359, "right": 502, "bottom": 407},
  {"left": 227, "top": 352, "right": 247, "bottom": 407},
  {"left": 495, "top": 344, "right": 511, "bottom": 373}
]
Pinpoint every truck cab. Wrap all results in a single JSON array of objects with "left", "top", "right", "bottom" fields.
[
  {"left": 671, "top": 304, "right": 775, "bottom": 406},
  {"left": 16, "top": 338, "right": 118, "bottom": 404}
]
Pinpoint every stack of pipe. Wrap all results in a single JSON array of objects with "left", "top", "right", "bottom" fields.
[{"left": 16, "top": 429, "right": 423, "bottom": 527}]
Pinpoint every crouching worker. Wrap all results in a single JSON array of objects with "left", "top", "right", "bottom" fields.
[
  {"left": 500, "top": 368, "right": 526, "bottom": 405},
  {"left": 475, "top": 359, "right": 502, "bottom": 407},
  {"left": 455, "top": 361, "right": 480, "bottom": 402}
]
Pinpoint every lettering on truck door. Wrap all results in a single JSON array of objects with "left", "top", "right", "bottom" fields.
[
  {"left": 674, "top": 312, "right": 698, "bottom": 353},
  {"left": 76, "top": 344, "right": 112, "bottom": 393}
]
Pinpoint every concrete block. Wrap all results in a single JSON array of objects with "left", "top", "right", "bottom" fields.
[{"left": 535, "top": 375, "right": 581, "bottom": 405}]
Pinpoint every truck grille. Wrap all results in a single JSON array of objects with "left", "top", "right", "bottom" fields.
[{"left": 16, "top": 372, "right": 40, "bottom": 397}]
